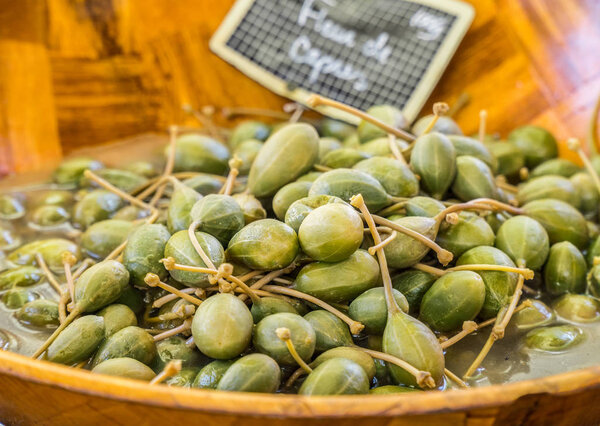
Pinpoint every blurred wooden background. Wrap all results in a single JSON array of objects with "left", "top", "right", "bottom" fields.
[{"left": 0, "top": 0, "right": 599, "bottom": 176}]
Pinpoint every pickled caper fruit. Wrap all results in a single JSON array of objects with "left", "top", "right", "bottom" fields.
[
  {"left": 553, "top": 295, "right": 600, "bottom": 323},
  {"left": 4, "top": 100, "right": 600, "bottom": 398},
  {"left": 299, "top": 358, "right": 370, "bottom": 395},
  {"left": 525, "top": 325, "right": 583, "bottom": 352},
  {"left": 253, "top": 312, "right": 316, "bottom": 366}
]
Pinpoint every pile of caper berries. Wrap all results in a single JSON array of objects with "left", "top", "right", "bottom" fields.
[{"left": 1, "top": 96, "right": 599, "bottom": 395}]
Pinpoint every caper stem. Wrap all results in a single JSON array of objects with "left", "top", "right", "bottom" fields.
[
  {"left": 153, "top": 318, "right": 193, "bottom": 342},
  {"left": 363, "top": 226, "right": 394, "bottom": 234},
  {"left": 261, "top": 284, "right": 364, "bottom": 334},
  {"left": 432, "top": 202, "right": 494, "bottom": 228},
  {"left": 467, "top": 198, "right": 524, "bottom": 216},
  {"left": 72, "top": 258, "right": 95, "bottom": 280},
  {"left": 463, "top": 264, "right": 526, "bottom": 378},
  {"left": 221, "top": 106, "right": 291, "bottom": 121},
  {"left": 146, "top": 304, "right": 195, "bottom": 323},
  {"left": 492, "top": 266, "right": 525, "bottom": 338},
  {"left": 567, "top": 138, "right": 600, "bottom": 195},
  {"left": 208, "top": 263, "right": 239, "bottom": 291},
  {"left": 517, "top": 167, "right": 528, "bottom": 181},
  {"left": 219, "top": 157, "right": 242, "bottom": 196},
  {"left": 58, "top": 292, "right": 69, "bottom": 324},
  {"left": 74, "top": 359, "right": 88, "bottom": 369},
  {"left": 368, "top": 214, "right": 453, "bottom": 266},
  {"left": 179, "top": 171, "right": 227, "bottom": 180},
  {"left": 252, "top": 276, "right": 293, "bottom": 285},
  {"left": 276, "top": 327, "right": 313, "bottom": 373},
  {"left": 237, "top": 270, "right": 263, "bottom": 282},
  {"left": 478, "top": 299, "right": 533, "bottom": 329},
  {"left": 149, "top": 125, "right": 179, "bottom": 206},
  {"left": 134, "top": 172, "right": 226, "bottom": 198},
  {"left": 478, "top": 110, "right": 487, "bottom": 142},
  {"left": 421, "top": 102, "right": 450, "bottom": 136},
  {"left": 144, "top": 273, "right": 203, "bottom": 306},
  {"left": 351, "top": 194, "right": 401, "bottom": 316},
  {"left": 413, "top": 263, "right": 444, "bottom": 276},
  {"left": 367, "top": 231, "right": 397, "bottom": 255},
  {"left": 145, "top": 312, "right": 185, "bottom": 323},
  {"left": 31, "top": 308, "right": 81, "bottom": 359},
  {"left": 106, "top": 204, "right": 160, "bottom": 261},
  {"left": 442, "top": 300, "right": 533, "bottom": 350},
  {"left": 187, "top": 221, "right": 217, "bottom": 270},
  {"left": 285, "top": 367, "right": 306, "bottom": 388},
  {"left": 209, "top": 286, "right": 287, "bottom": 300},
  {"left": 445, "top": 368, "right": 469, "bottom": 388},
  {"left": 225, "top": 268, "right": 261, "bottom": 305},
  {"left": 160, "top": 257, "right": 217, "bottom": 275},
  {"left": 133, "top": 176, "right": 164, "bottom": 200},
  {"left": 306, "top": 94, "right": 415, "bottom": 141},
  {"left": 388, "top": 134, "right": 408, "bottom": 165},
  {"left": 183, "top": 105, "right": 222, "bottom": 140},
  {"left": 135, "top": 176, "right": 171, "bottom": 202},
  {"left": 313, "top": 164, "right": 332, "bottom": 172},
  {"left": 137, "top": 174, "right": 201, "bottom": 206},
  {"left": 83, "top": 170, "right": 156, "bottom": 214},
  {"left": 150, "top": 360, "right": 183, "bottom": 385},
  {"left": 377, "top": 201, "right": 408, "bottom": 217},
  {"left": 218, "top": 279, "right": 235, "bottom": 294},
  {"left": 284, "top": 102, "right": 305, "bottom": 123},
  {"left": 238, "top": 263, "right": 297, "bottom": 302},
  {"left": 440, "top": 321, "right": 478, "bottom": 349},
  {"left": 62, "top": 252, "right": 77, "bottom": 305},
  {"left": 34, "top": 253, "right": 63, "bottom": 295},
  {"left": 418, "top": 263, "right": 533, "bottom": 280},
  {"left": 356, "top": 347, "right": 436, "bottom": 389},
  {"left": 203, "top": 105, "right": 223, "bottom": 138},
  {"left": 153, "top": 288, "right": 204, "bottom": 309},
  {"left": 495, "top": 176, "right": 519, "bottom": 194},
  {"left": 143, "top": 328, "right": 166, "bottom": 335},
  {"left": 447, "top": 92, "right": 470, "bottom": 118},
  {"left": 452, "top": 264, "right": 533, "bottom": 279},
  {"left": 105, "top": 240, "right": 128, "bottom": 262},
  {"left": 462, "top": 323, "right": 498, "bottom": 379}
]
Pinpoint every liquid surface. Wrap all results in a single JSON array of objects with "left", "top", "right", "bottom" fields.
[
  {"left": 445, "top": 300, "right": 599, "bottom": 386},
  {"left": 0, "top": 186, "right": 79, "bottom": 355}
]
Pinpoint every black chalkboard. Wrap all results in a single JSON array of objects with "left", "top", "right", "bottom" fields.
[{"left": 211, "top": 0, "right": 474, "bottom": 123}]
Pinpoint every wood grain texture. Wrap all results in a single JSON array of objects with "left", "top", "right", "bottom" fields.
[
  {"left": 0, "top": 349, "right": 600, "bottom": 426},
  {"left": 0, "top": 0, "right": 599, "bottom": 175},
  {"left": 0, "top": 0, "right": 62, "bottom": 175}
]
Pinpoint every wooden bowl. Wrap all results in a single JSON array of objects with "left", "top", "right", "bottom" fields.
[
  {"left": 2, "top": 133, "right": 600, "bottom": 425},
  {"left": 1, "top": 1, "right": 600, "bottom": 423}
]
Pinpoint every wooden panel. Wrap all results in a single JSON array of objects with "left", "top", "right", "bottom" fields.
[
  {"left": 0, "top": 0, "right": 61, "bottom": 175},
  {"left": 425, "top": 0, "right": 600, "bottom": 142},
  {"left": 0, "top": 0, "right": 599, "bottom": 176},
  {"left": 51, "top": 55, "right": 162, "bottom": 145}
]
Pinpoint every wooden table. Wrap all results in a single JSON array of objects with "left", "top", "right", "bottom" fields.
[{"left": 0, "top": 0, "right": 599, "bottom": 175}]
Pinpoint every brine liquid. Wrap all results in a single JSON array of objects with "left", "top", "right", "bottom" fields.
[{"left": 445, "top": 297, "right": 599, "bottom": 386}]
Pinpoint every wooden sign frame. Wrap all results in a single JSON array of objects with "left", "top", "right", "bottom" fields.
[{"left": 211, "top": 0, "right": 474, "bottom": 124}]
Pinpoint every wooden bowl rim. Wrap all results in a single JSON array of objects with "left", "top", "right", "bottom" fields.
[{"left": 1, "top": 349, "right": 599, "bottom": 418}]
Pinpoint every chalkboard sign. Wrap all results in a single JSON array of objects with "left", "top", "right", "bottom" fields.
[{"left": 211, "top": 0, "right": 474, "bottom": 123}]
